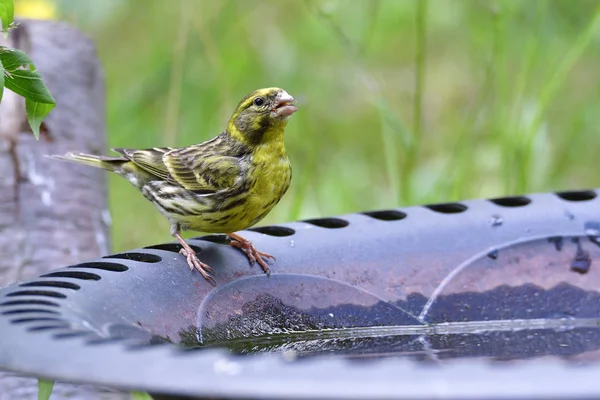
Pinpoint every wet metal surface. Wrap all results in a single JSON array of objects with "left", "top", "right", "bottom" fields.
[{"left": 0, "top": 190, "right": 600, "bottom": 398}]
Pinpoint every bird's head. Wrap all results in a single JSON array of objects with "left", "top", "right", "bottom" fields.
[{"left": 227, "top": 87, "right": 298, "bottom": 146}]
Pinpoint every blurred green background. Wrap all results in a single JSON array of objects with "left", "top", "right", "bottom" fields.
[{"left": 17, "top": 0, "right": 600, "bottom": 252}]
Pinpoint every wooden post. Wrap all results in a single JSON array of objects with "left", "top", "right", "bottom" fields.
[
  {"left": 0, "top": 20, "right": 128, "bottom": 399},
  {"left": 0, "top": 19, "right": 110, "bottom": 284}
]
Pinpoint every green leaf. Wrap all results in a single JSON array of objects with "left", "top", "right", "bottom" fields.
[
  {"left": 26, "top": 99, "right": 54, "bottom": 139},
  {"left": 0, "top": 0, "right": 14, "bottom": 33},
  {"left": 0, "top": 46, "right": 55, "bottom": 104},
  {"left": 0, "top": 56, "right": 5, "bottom": 103},
  {"left": 131, "top": 392, "right": 153, "bottom": 400},
  {"left": 37, "top": 378, "right": 55, "bottom": 400},
  {"left": 0, "top": 46, "right": 56, "bottom": 138}
]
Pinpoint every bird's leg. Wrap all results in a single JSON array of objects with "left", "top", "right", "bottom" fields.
[
  {"left": 172, "top": 231, "right": 216, "bottom": 286},
  {"left": 227, "top": 232, "right": 274, "bottom": 276}
]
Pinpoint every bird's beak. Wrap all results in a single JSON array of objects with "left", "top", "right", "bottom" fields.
[{"left": 273, "top": 91, "right": 298, "bottom": 118}]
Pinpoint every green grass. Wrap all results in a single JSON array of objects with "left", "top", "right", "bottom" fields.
[
  {"left": 37, "top": 378, "right": 54, "bottom": 400},
  {"left": 54, "top": 0, "right": 600, "bottom": 252}
]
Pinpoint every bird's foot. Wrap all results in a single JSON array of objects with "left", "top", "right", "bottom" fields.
[
  {"left": 178, "top": 248, "right": 216, "bottom": 286},
  {"left": 173, "top": 232, "right": 216, "bottom": 286},
  {"left": 228, "top": 232, "right": 274, "bottom": 276}
]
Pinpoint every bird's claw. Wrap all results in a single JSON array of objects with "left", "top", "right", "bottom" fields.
[
  {"left": 179, "top": 248, "right": 216, "bottom": 286},
  {"left": 229, "top": 237, "right": 273, "bottom": 276}
]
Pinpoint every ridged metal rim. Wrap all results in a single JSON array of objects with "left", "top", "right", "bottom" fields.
[{"left": 0, "top": 189, "right": 599, "bottom": 399}]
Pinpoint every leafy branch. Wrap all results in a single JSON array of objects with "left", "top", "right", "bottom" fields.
[{"left": 0, "top": 0, "right": 55, "bottom": 139}]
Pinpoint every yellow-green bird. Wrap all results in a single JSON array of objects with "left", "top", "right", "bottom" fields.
[{"left": 52, "top": 88, "right": 297, "bottom": 285}]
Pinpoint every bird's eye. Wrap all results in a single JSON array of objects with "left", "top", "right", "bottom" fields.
[{"left": 253, "top": 97, "right": 265, "bottom": 106}]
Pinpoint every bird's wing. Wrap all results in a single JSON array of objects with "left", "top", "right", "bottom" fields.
[
  {"left": 112, "top": 147, "right": 174, "bottom": 181},
  {"left": 162, "top": 144, "right": 244, "bottom": 193}
]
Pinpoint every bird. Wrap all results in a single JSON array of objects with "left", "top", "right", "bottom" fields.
[{"left": 51, "top": 87, "right": 297, "bottom": 285}]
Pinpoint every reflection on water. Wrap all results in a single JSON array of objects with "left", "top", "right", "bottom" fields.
[
  {"left": 177, "top": 285, "right": 600, "bottom": 362},
  {"left": 180, "top": 318, "right": 600, "bottom": 362},
  {"left": 178, "top": 234, "right": 600, "bottom": 362}
]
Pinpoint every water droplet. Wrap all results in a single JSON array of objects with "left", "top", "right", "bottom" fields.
[
  {"left": 547, "top": 236, "right": 564, "bottom": 251},
  {"left": 589, "top": 236, "right": 600, "bottom": 248},
  {"left": 489, "top": 215, "right": 503, "bottom": 227},
  {"left": 290, "top": 240, "right": 295, "bottom": 248},
  {"left": 571, "top": 248, "right": 591, "bottom": 274},
  {"left": 565, "top": 210, "right": 575, "bottom": 220},
  {"left": 487, "top": 249, "right": 499, "bottom": 260},
  {"left": 585, "top": 228, "right": 600, "bottom": 236},
  {"left": 584, "top": 221, "right": 600, "bottom": 239}
]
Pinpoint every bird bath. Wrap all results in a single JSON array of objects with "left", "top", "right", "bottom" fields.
[{"left": 1, "top": 190, "right": 600, "bottom": 399}]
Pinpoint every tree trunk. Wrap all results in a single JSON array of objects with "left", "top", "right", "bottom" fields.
[{"left": 0, "top": 19, "right": 128, "bottom": 400}]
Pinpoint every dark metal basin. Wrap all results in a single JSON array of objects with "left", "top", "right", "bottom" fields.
[{"left": 1, "top": 190, "right": 600, "bottom": 398}]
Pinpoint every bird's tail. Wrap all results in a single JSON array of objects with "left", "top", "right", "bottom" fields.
[{"left": 48, "top": 152, "right": 128, "bottom": 172}]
